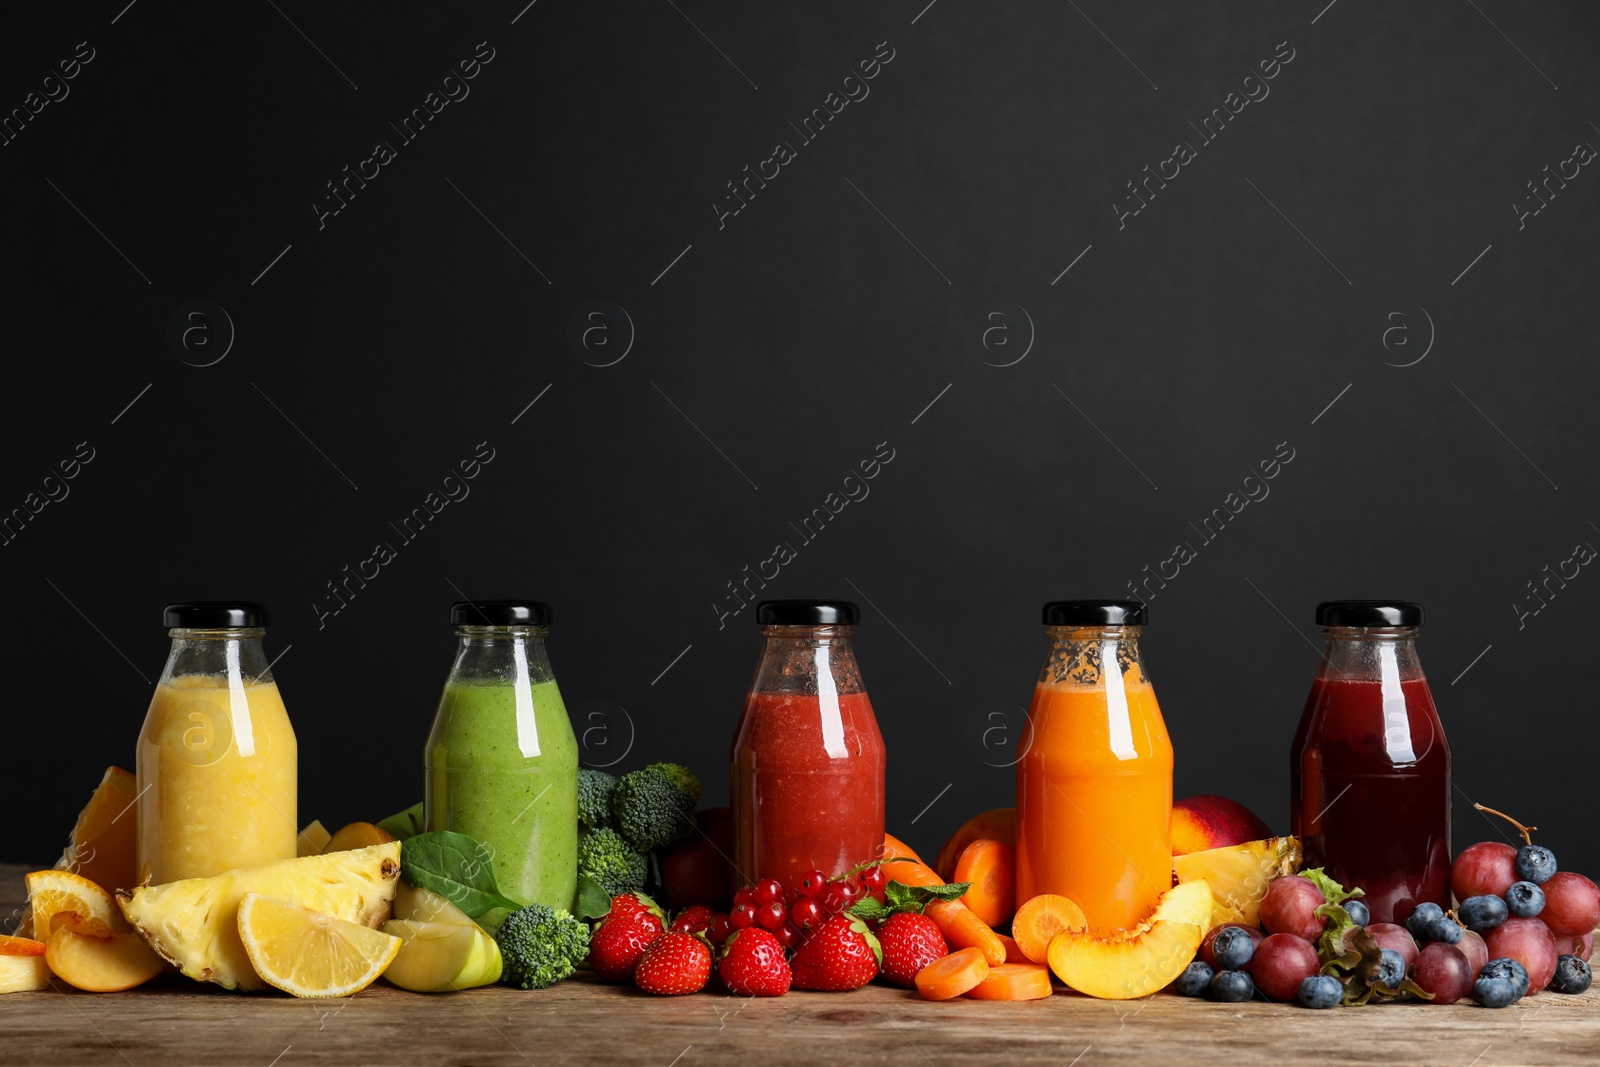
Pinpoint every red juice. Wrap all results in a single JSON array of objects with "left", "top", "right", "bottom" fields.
[
  {"left": 1291, "top": 674, "right": 1451, "bottom": 924},
  {"left": 731, "top": 689, "right": 885, "bottom": 890}
]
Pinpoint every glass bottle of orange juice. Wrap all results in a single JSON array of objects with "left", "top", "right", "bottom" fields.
[
  {"left": 1015, "top": 601, "right": 1172, "bottom": 936},
  {"left": 136, "top": 603, "right": 297, "bottom": 885}
]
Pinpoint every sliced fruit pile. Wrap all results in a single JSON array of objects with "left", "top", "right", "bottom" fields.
[{"left": 1167, "top": 805, "right": 1597, "bottom": 1008}]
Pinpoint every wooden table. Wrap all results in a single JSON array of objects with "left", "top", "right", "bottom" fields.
[{"left": 4, "top": 864, "right": 1597, "bottom": 1066}]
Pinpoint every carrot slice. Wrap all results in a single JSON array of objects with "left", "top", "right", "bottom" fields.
[
  {"left": 1011, "top": 894, "right": 1088, "bottom": 965},
  {"left": 925, "top": 899, "right": 1006, "bottom": 966},
  {"left": 915, "top": 947, "right": 989, "bottom": 1001},
  {"left": 882, "top": 833, "right": 925, "bottom": 867},
  {"left": 965, "top": 962, "right": 1053, "bottom": 1001},
  {"left": 996, "top": 933, "right": 1029, "bottom": 964},
  {"left": 952, "top": 839, "right": 1016, "bottom": 928}
]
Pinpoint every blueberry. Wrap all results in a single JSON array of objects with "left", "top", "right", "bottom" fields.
[
  {"left": 1458, "top": 894, "right": 1508, "bottom": 932},
  {"left": 1515, "top": 845, "right": 1557, "bottom": 885},
  {"left": 1210, "top": 969, "right": 1255, "bottom": 1003},
  {"left": 1297, "top": 974, "right": 1343, "bottom": 1009},
  {"left": 1473, "top": 975, "right": 1519, "bottom": 1008},
  {"left": 1505, "top": 881, "right": 1546, "bottom": 918},
  {"left": 1405, "top": 902, "right": 1444, "bottom": 942},
  {"left": 1370, "top": 948, "right": 1406, "bottom": 989},
  {"left": 1426, "top": 915, "right": 1463, "bottom": 944},
  {"left": 1172, "top": 960, "right": 1214, "bottom": 997},
  {"left": 1344, "top": 899, "right": 1370, "bottom": 927},
  {"left": 1549, "top": 955, "right": 1592, "bottom": 995},
  {"left": 1481, "top": 957, "right": 1530, "bottom": 998},
  {"left": 1211, "top": 926, "right": 1256, "bottom": 970}
]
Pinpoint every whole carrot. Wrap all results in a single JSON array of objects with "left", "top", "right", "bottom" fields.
[
  {"left": 881, "top": 834, "right": 1007, "bottom": 965},
  {"left": 926, "top": 899, "right": 1007, "bottom": 966}
]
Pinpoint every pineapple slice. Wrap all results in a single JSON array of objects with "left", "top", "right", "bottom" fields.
[
  {"left": 1173, "top": 836, "right": 1301, "bottom": 930},
  {"left": 297, "top": 820, "right": 332, "bottom": 857},
  {"left": 118, "top": 842, "right": 400, "bottom": 991}
]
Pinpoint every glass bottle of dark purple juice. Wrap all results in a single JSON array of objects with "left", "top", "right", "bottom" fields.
[{"left": 1289, "top": 601, "right": 1451, "bottom": 925}]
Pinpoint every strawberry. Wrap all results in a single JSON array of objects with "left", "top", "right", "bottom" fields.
[
  {"left": 634, "top": 931, "right": 712, "bottom": 995},
  {"left": 671, "top": 904, "right": 716, "bottom": 935},
  {"left": 588, "top": 896, "right": 666, "bottom": 982},
  {"left": 877, "top": 912, "right": 947, "bottom": 988},
  {"left": 717, "top": 928, "right": 791, "bottom": 997},
  {"left": 789, "top": 915, "right": 881, "bottom": 991}
]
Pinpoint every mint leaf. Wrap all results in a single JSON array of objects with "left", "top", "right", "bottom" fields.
[
  {"left": 573, "top": 874, "right": 613, "bottom": 921},
  {"left": 847, "top": 897, "right": 893, "bottom": 923},
  {"left": 850, "top": 879, "right": 971, "bottom": 921},
  {"left": 915, "top": 882, "right": 970, "bottom": 901},
  {"left": 400, "top": 830, "right": 523, "bottom": 918}
]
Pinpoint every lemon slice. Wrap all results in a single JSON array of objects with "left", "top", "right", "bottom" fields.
[
  {"left": 237, "top": 893, "right": 400, "bottom": 998},
  {"left": 25, "top": 869, "right": 126, "bottom": 939}
]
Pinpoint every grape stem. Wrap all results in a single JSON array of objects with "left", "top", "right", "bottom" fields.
[{"left": 1473, "top": 803, "right": 1536, "bottom": 845}]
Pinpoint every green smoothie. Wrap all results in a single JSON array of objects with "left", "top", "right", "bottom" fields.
[{"left": 425, "top": 678, "right": 578, "bottom": 913}]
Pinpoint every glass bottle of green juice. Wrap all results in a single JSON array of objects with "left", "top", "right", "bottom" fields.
[{"left": 425, "top": 601, "right": 578, "bottom": 915}]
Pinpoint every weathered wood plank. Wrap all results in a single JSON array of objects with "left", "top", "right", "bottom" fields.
[{"left": 4, "top": 864, "right": 1597, "bottom": 1066}]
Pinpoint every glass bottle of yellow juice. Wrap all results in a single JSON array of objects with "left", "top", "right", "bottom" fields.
[{"left": 136, "top": 603, "right": 297, "bottom": 885}]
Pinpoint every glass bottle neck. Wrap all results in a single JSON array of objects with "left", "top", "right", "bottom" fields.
[
  {"left": 448, "top": 626, "right": 555, "bottom": 686},
  {"left": 751, "top": 625, "right": 864, "bottom": 695},
  {"left": 1317, "top": 626, "right": 1424, "bottom": 682},
  {"left": 159, "top": 627, "right": 273, "bottom": 686},
  {"left": 1038, "top": 625, "right": 1148, "bottom": 687}
]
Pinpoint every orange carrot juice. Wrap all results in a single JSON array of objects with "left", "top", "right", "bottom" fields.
[{"left": 1015, "top": 604, "right": 1172, "bottom": 936}]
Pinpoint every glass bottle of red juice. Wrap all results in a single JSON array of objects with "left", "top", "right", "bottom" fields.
[
  {"left": 731, "top": 600, "right": 886, "bottom": 893},
  {"left": 1290, "top": 601, "right": 1451, "bottom": 924}
]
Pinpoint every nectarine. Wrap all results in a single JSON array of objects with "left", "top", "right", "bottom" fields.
[{"left": 1171, "top": 795, "right": 1271, "bottom": 856}]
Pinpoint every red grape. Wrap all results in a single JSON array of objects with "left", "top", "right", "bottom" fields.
[
  {"left": 1539, "top": 872, "right": 1600, "bottom": 937},
  {"left": 1563, "top": 932, "right": 1595, "bottom": 962},
  {"left": 1261, "top": 876, "right": 1327, "bottom": 942},
  {"left": 1457, "top": 929, "right": 1489, "bottom": 979},
  {"left": 1452, "top": 842, "right": 1518, "bottom": 900},
  {"left": 1413, "top": 942, "right": 1472, "bottom": 1005},
  {"left": 1352, "top": 923, "right": 1419, "bottom": 970},
  {"left": 1484, "top": 917, "right": 1558, "bottom": 992},
  {"left": 1251, "top": 933, "right": 1321, "bottom": 1001},
  {"left": 1200, "top": 922, "right": 1264, "bottom": 972}
]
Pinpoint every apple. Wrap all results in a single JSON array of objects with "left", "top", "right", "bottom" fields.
[
  {"left": 659, "top": 807, "right": 734, "bottom": 909},
  {"left": 1171, "top": 795, "right": 1271, "bottom": 856}
]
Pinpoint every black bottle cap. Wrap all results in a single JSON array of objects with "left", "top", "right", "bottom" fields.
[
  {"left": 449, "top": 600, "right": 553, "bottom": 626},
  {"left": 1042, "top": 600, "right": 1147, "bottom": 626},
  {"left": 163, "top": 602, "right": 269, "bottom": 628},
  {"left": 756, "top": 600, "right": 859, "bottom": 626},
  {"left": 1315, "top": 601, "right": 1423, "bottom": 627}
]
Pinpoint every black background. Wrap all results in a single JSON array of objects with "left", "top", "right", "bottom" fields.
[{"left": 4, "top": 2, "right": 1597, "bottom": 879}]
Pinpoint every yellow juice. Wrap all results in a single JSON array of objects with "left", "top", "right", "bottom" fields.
[{"left": 136, "top": 674, "right": 297, "bottom": 884}]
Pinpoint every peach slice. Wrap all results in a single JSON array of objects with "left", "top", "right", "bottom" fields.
[
  {"left": 1046, "top": 879, "right": 1212, "bottom": 1000},
  {"left": 324, "top": 822, "right": 398, "bottom": 854},
  {"left": 45, "top": 917, "right": 167, "bottom": 993}
]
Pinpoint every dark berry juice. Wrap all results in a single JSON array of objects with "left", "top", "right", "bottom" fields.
[{"left": 1291, "top": 674, "right": 1451, "bottom": 924}]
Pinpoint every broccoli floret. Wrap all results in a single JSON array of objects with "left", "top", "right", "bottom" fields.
[
  {"left": 577, "top": 827, "right": 647, "bottom": 896},
  {"left": 577, "top": 768, "right": 618, "bottom": 831},
  {"left": 611, "top": 763, "right": 702, "bottom": 853},
  {"left": 494, "top": 903, "right": 591, "bottom": 989}
]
